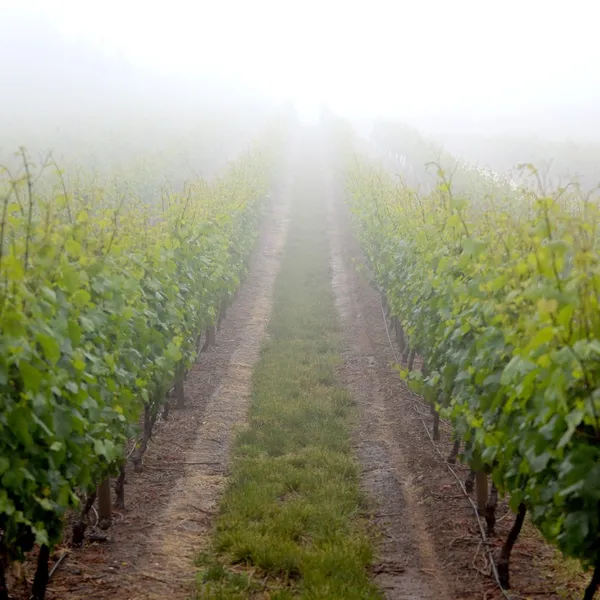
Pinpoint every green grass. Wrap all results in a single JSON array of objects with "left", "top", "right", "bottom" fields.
[{"left": 194, "top": 167, "right": 380, "bottom": 599}]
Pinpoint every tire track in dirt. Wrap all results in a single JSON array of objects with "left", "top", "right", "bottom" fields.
[
  {"left": 326, "top": 168, "right": 450, "bottom": 600},
  {"left": 47, "top": 162, "right": 292, "bottom": 600}
]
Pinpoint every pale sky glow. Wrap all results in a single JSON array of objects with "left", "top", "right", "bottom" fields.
[{"left": 2, "top": 0, "right": 600, "bottom": 124}]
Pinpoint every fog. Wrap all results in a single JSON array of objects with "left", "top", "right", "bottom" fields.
[
  {"left": 2, "top": 0, "right": 600, "bottom": 181},
  {"left": 1, "top": 3, "right": 274, "bottom": 181}
]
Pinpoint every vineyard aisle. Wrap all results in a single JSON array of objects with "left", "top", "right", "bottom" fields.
[
  {"left": 193, "top": 136, "right": 380, "bottom": 599},
  {"left": 46, "top": 156, "right": 292, "bottom": 599}
]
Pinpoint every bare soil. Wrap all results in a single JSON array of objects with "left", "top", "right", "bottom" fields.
[
  {"left": 325, "top": 168, "right": 587, "bottom": 600},
  {"left": 26, "top": 170, "right": 292, "bottom": 600}
]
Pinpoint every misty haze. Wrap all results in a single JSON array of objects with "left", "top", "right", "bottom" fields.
[{"left": 1, "top": 2, "right": 599, "bottom": 600}]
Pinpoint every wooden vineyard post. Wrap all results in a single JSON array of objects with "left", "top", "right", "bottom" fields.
[
  {"left": 407, "top": 348, "right": 416, "bottom": 371},
  {"left": 217, "top": 299, "right": 228, "bottom": 331},
  {"left": 465, "top": 469, "right": 475, "bottom": 493},
  {"left": 98, "top": 478, "right": 112, "bottom": 529},
  {"left": 114, "top": 466, "right": 126, "bottom": 510},
  {"left": 381, "top": 293, "right": 389, "bottom": 318},
  {"left": 431, "top": 403, "right": 440, "bottom": 441},
  {"left": 447, "top": 439, "right": 460, "bottom": 464},
  {"left": 173, "top": 362, "right": 187, "bottom": 409},
  {"left": 202, "top": 324, "right": 216, "bottom": 352},
  {"left": 162, "top": 400, "right": 170, "bottom": 421},
  {"left": 475, "top": 471, "right": 488, "bottom": 514},
  {"left": 207, "top": 324, "right": 216, "bottom": 347},
  {"left": 486, "top": 483, "right": 499, "bottom": 535},
  {"left": 394, "top": 318, "right": 406, "bottom": 354},
  {"left": 174, "top": 379, "right": 185, "bottom": 409}
]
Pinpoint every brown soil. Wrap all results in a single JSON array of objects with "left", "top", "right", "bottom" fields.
[
  {"left": 325, "top": 167, "right": 587, "bottom": 600},
  {"left": 20, "top": 167, "right": 292, "bottom": 600}
]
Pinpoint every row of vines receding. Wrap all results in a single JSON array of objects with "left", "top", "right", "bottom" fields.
[
  {"left": 0, "top": 133, "right": 278, "bottom": 600},
  {"left": 344, "top": 146, "right": 600, "bottom": 600}
]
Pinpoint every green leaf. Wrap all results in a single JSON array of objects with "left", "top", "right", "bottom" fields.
[
  {"left": 19, "top": 362, "right": 43, "bottom": 393},
  {"left": 526, "top": 327, "right": 555, "bottom": 352},
  {"left": 37, "top": 333, "right": 61, "bottom": 366},
  {"left": 0, "top": 457, "right": 10, "bottom": 475},
  {"left": 8, "top": 406, "right": 33, "bottom": 445},
  {"left": 65, "top": 381, "right": 79, "bottom": 394}
]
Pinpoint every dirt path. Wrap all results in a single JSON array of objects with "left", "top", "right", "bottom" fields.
[
  {"left": 45, "top": 164, "right": 292, "bottom": 600},
  {"left": 325, "top": 167, "right": 450, "bottom": 600}
]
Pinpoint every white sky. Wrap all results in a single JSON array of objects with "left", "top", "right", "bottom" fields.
[{"left": 2, "top": 0, "right": 600, "bottom": 122}]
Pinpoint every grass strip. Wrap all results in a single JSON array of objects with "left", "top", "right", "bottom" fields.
[{"left": 194, "top": 160, "right": 380, "bottom": 599}]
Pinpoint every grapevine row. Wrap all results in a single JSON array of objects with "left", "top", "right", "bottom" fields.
[
  {"left": 0, "top": 140, "right": 274, "bottom": 599},
  {"left": 345, "top": 148, "right": 600, "bottom": 599}
]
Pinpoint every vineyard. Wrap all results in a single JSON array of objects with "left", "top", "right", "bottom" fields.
[{"left": 0, "top": 121, "right": 599, "bottom": 600}]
